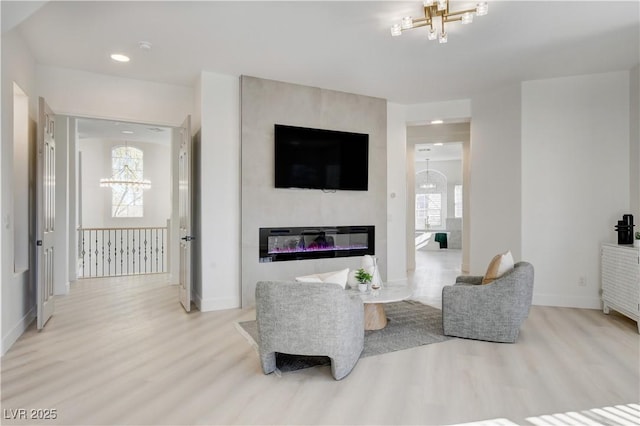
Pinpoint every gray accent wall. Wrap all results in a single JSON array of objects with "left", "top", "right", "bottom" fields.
[{"left": 241, "top": 76, "right": 387, "bottom": 307}]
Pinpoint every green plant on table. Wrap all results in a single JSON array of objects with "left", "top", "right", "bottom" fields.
[
  {"left": 635, "top": 231, "right": 640, "bottom": 240},
  {"left": 355, "top": 268, "right": 372, "bottom": 284}
]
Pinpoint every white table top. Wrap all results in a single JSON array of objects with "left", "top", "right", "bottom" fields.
[{"left": 349, "top": 284, "right": 413, "bottom": 304}]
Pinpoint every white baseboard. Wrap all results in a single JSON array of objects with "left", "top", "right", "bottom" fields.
[
  {"left": 55, "top": 281, "right": 70, "bottom": 296},
  {"left": 2, "top": 307, "right": 36, "bottom": 356},
  {"left": 532, "top": 293, "right": 602, "bottom": 310},
  {"left": 194, "top": 293, "right": 240, "bottom": 312}
]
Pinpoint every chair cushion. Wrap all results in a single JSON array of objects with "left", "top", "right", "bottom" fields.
[
  {"left": 482, "top": 251, "right": 514, "bottom": 284},
  {"left": 295, "top": 268, "right": 349, "bottom": 289}
]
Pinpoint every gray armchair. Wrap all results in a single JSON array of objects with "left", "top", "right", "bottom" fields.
[
  {"left": 442, "top": 261, "right": 534, "bottom": 343},
  {"left": 255, "top": 281, "right": 364, "bottom": 380}
]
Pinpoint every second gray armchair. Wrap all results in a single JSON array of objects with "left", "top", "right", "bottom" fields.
[{"left": 442, "top": 261, "right": 534, "bottom": 343}]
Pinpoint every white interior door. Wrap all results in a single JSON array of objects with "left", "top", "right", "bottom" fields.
[
  {"left": 178, "top": 115, "right": 193, "bottom": 312},
  {"left": 36, "top": 97, "right": 56, "bottom": 329}
]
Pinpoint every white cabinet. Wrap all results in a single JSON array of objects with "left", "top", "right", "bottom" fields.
[{"left": 601, "top": 243, "right": 640, "bottom": 333}]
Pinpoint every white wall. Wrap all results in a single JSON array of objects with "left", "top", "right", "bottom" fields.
[
  {"left": 522, "top": 71, "right": 630, "bottom": 309},
  {"left": 54, "top": 117, "right": 70, "bottom": 295},
  {"left": 195, "top": 71, "right": 241, "bottom": 311},
  {"left": 67, "top": 117, "right": 79, "bottom": 282},
  {"left": 1, "top": 30, "right": 37, "bottom": 354},
  {"left": 12, "top": 84, "right": 29, "bottom": 272},
  {"left": 386, "top": 102, "right": 408, "bottom": 282},
  {"left": 386, "top": 72, "right": 634, "bottom": 309},
  {"left": 469, "top": 85, "right": 523, "bottom": 273},
  {"left": 79, "top": 138, "right": 171, "bottom": 228}
]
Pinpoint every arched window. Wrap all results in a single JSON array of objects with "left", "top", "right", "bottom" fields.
[
  {"left": 110, "top": 146, "right": 145, "bottom": 217},
  {"left": 415, "top": 169, "right": 446, "bottom": 230}
]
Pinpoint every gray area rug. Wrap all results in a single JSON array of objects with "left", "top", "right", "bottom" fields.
[{"left": 236, "top": 300, "right": 452, "bottom": 373}]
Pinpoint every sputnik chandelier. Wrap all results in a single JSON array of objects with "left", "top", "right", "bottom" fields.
[
  {"left": 99, "top": 169, "right": 152, "bottom": 190},
  {"left": 390, "top": 0, "right": 488, "bottom": 44}
]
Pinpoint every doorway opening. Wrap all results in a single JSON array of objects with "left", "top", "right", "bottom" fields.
[
  {"left": 75, "top": 117, "right": 175, "bottom": 279},
  {"left": 406, "top": 121, "right": 469, "bottom": 305}
]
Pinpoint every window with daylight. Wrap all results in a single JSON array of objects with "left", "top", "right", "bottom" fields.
[
  {"left": 454, "top": 184, "right": 463, "bottom": 218},
  {"left": 110, "top": 146, "right": 144, "bottom": 218},
  {"left": 416, "top": 193, "right": 442, "bottom": 230},
  {"left": 415, "top": 168, "right": 446, "bottom": 230}
]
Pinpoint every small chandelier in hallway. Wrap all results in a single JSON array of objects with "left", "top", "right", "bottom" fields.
[{"left": 420, "top": 159, "right": 436, "bottom": 190}]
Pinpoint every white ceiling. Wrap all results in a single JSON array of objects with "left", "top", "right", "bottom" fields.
[
  {"left": 415, "top": 142, "right": 462, "bottom": 162},
  {"left": 409, "top": 122, "right": 469, "bottom": 161},
  {"left": 7, "top": 1, "right": 639, "bottom": 105},
  {"left": 77, "top": 118, "right": 172, "bottom": 145}
]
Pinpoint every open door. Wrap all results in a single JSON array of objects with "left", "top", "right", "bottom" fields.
[
  {"left": 36, "top": 97, "right": 56, "bottom": 329},
  {"left": 178, "top": 115, "right": 193, "bottom": 312}
]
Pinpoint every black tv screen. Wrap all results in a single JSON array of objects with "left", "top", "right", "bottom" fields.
[{"left": 274, "top": 124, "right": 369, "bottom": 191}]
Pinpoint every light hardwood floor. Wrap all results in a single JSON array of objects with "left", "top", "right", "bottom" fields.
[{"left": 1, "top": 255, "right": 639, "bottom": 425}]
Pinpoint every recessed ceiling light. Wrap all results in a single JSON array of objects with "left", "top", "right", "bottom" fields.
[
  {"left": 121, "top": 130, "right": 134, "bottom": 134},
  {"left": 138, "top": 41, "right": 152, "bottom": 51},
  {"left": 430, "top": 119, "right": 444, "bottom": 124},
  {"left": 110, "top": 53, "right": 130, "bottom": 63},
  {"left": 433, "top": 143, "right": 444, "bottom": 146}
]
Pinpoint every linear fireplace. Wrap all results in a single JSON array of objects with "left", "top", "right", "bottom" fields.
[{"left": 259, "top": 226, "right": 375, "bottom": 262}]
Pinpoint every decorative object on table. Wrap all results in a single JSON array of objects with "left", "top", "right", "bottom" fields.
[
  {"left": 369, "top": 257, "right": 381, "bottom": 293},
  {"left": 442, "top": 260, "right": 534, "bottom": 343},
  {"left": 635, "top": 232, "right": 640, "bottom": 248},
  {"left": 362, "top": 255, "right": 382, "bottom": 289},
  {"left": 355, "top": 268, "right": 372, "bottom": 293},
  {"left": 614, "top": 214, "right": 634, "bottom": 245}
]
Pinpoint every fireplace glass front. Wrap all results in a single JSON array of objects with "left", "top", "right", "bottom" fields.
[{"left": 259, "top": 226, "right": 375, "bottom": 262}]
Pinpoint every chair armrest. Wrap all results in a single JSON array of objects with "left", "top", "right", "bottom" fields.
[{"left": 455, "top": 275, "right": 483, "bottom": 285}]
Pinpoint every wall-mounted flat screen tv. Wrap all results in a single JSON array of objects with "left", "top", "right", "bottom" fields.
[{"left": 274, "top": 124, "right": 369, "bottom": 191}]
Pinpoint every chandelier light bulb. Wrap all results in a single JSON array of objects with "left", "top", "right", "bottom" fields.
[
  {"left": 390, "top": 0, "right": 486, "bottom": 43},
  {"left": 476, "top": 2, "right": 488, "bottom": 16}
]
